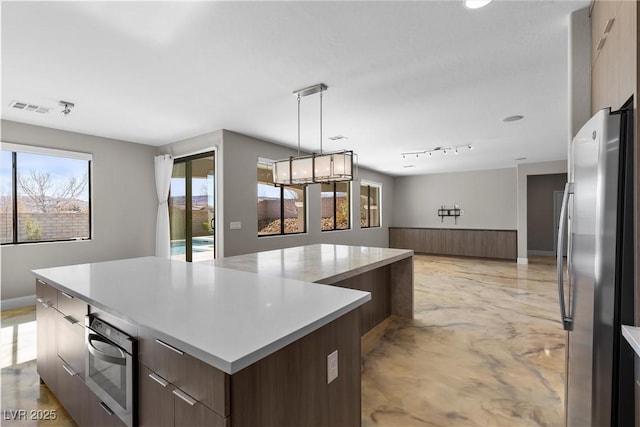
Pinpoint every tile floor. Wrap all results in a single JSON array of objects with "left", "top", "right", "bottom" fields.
[{"left": 1, "top": 254, "right": 565, "bottom": 426}]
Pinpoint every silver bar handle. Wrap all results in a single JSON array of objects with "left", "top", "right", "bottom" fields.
[
  {"left": 62, "top": 363, "right": 77, "bottom": 377},
  {"left": 172, "top": 389, "right": 197, "bottom": 406},
  {"left": 557, "top": 182, "right": 574, "bottom": 331},
  {"left": 99, "top": 402, "right": 114, "bottom": 416},
  {"left": 148, "top": 372, "right": 169, "bottom": 387},
  {"left": 60, "top": 291, "right": 74, "bottom": 299},
  {"left": 155, "top": 339, "right": 184, "bottom": 355},
  {"left": 63, "top": 315, "right": 78, "bottom": 325}
]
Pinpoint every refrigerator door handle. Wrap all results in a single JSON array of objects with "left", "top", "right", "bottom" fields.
[{"left": 557, "top": 182, "right": 574, "bottom": 331}]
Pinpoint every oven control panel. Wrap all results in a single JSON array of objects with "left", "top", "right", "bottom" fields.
[{"left": 86, "top": 316, "right": 134, "bottom": 354}]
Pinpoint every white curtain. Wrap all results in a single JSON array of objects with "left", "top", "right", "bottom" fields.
[{"left": 154, "top": 154, "right": 174, "bottom": 258}]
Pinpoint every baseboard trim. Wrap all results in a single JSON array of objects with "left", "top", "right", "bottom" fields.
[
  {"left": 1, "top": 295, "right": 36, "bottom": 311},
  {"left": 528, "top": 250, "right": 555, "bottom": 256},
  {"left": 517, "top": 257, "right": 529, "bottom": 265}
]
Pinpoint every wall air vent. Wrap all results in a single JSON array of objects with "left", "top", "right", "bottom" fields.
[{"left": 9, "top": 100, "right": 50, "bottom": 114}]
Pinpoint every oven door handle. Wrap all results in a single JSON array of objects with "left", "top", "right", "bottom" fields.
[{"left": 87, "top": 333, "right": 127, "bottom": 366}]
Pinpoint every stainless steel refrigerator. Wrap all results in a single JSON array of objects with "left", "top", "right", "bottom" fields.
[{"left": 557, "top": 102, "right": 635, "bottom": 427}]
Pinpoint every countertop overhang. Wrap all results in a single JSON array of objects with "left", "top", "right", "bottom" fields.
[
  {"left": 33, "top": 256, "right": 370, "bottom": 374},
  {"left": 211, "top": 244, "right": 413, "bottom": 284}
]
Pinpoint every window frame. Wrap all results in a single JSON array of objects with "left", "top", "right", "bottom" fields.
[
  {"left": 257, "top": 159, "right": 307, "bottom": 237},
  {"left": 360, "top": 181, "right": 382, "bottom": 229},
  {"left": 321, "top": 181, "right": 351, "bottom": 232},
  {"left": 1, "top": 142, "right": 93, "bottom": 245}
]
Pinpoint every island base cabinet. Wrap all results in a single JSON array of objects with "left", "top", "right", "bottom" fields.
[
  {"left": 174, "top": 395, "right": 229, "bottom": 427},
  {"left": 139, "top": 364, "right": 174, "bottom": 427},
  {"left": 55, "top": 356, "right": 87, "bottom": 426},
  {"left": 139, "top": 364, "right": 229, "bottom": 427},
  {"left": 84, "top": 389, "right": 128, "bottom": 427},
  {"left": 36, "top": 280, "right": 58, "bottom": 393},
  {"left": 231, "top": 309, "right": 361, "bottom": 427}
]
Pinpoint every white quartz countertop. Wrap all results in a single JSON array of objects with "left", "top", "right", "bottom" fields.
[
  {"left": 622, "top": 325, "right": 640, "bottom": 357},
  {"left": 212, "top": 244, "right": 413, "bottom": 284},
  {"left": 33, "top": 256, "right": 370, "bottom": 374}
]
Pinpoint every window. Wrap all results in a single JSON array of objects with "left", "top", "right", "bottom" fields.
[
  {"left": 1, "top": 143, "right": 91, "bottom": 244},
  {"left": 360, "top": 182, "right": 381, "bottom": 228},
  {"left": 257, "top": 159, "right": 306, "bottom": 236},
  {"left": 321, "top": 182, "right": 350, "bottom": 231}
]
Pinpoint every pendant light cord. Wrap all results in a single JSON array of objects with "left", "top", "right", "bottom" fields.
[
  {"left": 319, "top": 87, "right": 323, "bottom": 154},
  {"left": 297, "top": 93, "right": 301, "bottom": 157}
]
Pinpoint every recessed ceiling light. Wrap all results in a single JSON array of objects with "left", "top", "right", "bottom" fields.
[
  {"left": 465, "top": 0, "right": 492, "bottom": 9},
  {"left": 503, "top": 115, "right": 524, "bottom": 122}
]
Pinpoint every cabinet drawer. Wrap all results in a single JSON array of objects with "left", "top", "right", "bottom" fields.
[
  {"left": 139, "top": 364, "right": 174, "bottom": 427},
  {"left": 36, "top": 279, "right": 57, "bottom": 308},
  {"left": 56, "top": 356, "right": 87, "bottom": 425},
  {"left": 57, "top": 290, "right": 88, "bottom": 323},
  {"left": 174, "top": 390, "right": 229, "bottom": 427},
  {"left": 57, "top": 315, "right": 86, "bottom": 379},
  {"left": 139, "top": 332, "right": 230, "bottom": 417}
]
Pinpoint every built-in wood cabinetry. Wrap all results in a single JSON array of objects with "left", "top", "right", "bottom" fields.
[
  {"left": 35, "top": 279, "right": 58, "bottom": 394},
  {"left": 37, "top": 277, "right": 363, "bottom": 427},
  {"left": 331, "top": 266, "right": 391, "bottom": 334},
  {"left": 389, "top": 227, "right": 517, "bottom": 260},
  {"left": 591, "top": 0, "right": 637, "bottom": 114},
  {"left": 138, "top": 334, "right": 230, "bottom": 426},
  {"left": 36, "top": 280, "right": 125, "bottom": 427}
]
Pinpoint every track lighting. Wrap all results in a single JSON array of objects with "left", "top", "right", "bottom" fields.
[{"left": 400, "top": 144, "right": 473, "bottom": 160}]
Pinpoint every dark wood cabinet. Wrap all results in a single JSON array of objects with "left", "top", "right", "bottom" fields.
[
  {"left": 36, "top": 280, "right": 58, "bottom": 393},
  {"left": 57, "top": 289, "right": 88, "bottom": 324},
  {"left": 139, "top": 364, "right": 174, "bottom": 427},
  {"left": 174, "top": 393, "right": 228, "bottom": 427},
  {"left": 85, "top": 390, "right": 128, "bottom": 427},
  {"left": 389, "top": 227, "right": 517, "bottom": 260},
  {"left": 56, "top": 356, "right": 87, "bottom": 425},
  {"left": 138, "top": 334, "right": 229, "bottom": 418},
  {"left": 139, "top": 363, "right": 229, "bottom": 427},
  {"left": 57, "top": 315, "right": 85, "bottom": 379}
]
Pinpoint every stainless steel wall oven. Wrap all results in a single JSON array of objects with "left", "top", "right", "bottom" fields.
[{"left": 85, "top": 315, "right": 136, "bottom": 427}]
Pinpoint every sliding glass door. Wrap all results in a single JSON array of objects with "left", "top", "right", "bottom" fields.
[{"left": 169, "top": 152, "right": 215, "bottom": 262}]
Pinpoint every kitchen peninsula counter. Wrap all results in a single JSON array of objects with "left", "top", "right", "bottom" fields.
[
  {"left": 213, "top": 244, "right": 414, "bottom": 333},
  {"left": 33, "top": 256, "right": 370, "bottom": 427},
  {"left": 32, "top": 256, "right": 369, "bottom": 374}
]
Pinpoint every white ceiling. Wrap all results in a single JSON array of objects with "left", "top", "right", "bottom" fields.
[{"left": 2, "top": 0, "right": 590, "bottom": 176}]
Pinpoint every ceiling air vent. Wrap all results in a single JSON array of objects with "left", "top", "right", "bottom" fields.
[{"left": 9, "top": 100, "right": 51, "bottom": 114}]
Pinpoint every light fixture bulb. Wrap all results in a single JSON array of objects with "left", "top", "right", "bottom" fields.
[{"left": 464, "top": 0, "right": 492, "bottom": 9}]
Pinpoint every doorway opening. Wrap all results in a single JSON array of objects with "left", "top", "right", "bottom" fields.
[{"left": 169, "top": 152, "right": 215, "bottom": 262}]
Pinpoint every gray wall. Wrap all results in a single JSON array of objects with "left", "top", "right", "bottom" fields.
[
  {"left": 1, "top": 120, "right": 157, "bottom": 305},
  {"left": 527, "top": 173, "right": 568, "bottom": 253},
  {"left": 161, "top": 130, "right": 394, "bottom": 257},
  {"left": 392, "top": 168, "right": 517, "bottom": 230}
]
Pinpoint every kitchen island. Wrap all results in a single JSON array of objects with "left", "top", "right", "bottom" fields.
[
  {"left": 33, "top": 256, "right": 371, "bottom": 427},
  {"left": 213, "top": 244, "right": 414, "bottom": 333}
]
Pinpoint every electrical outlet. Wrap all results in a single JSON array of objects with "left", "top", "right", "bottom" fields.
[{"left": 327, "top": 350, "right": 338, "bottom": 384}]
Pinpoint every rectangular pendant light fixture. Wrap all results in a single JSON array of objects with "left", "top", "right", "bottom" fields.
[{"left": 272, "top": 83, "right": 357, "bottom": 185}]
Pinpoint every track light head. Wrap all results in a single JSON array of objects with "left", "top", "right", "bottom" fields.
[{"left": 59, "top": 100, "right": 75, "bottom": 117}]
